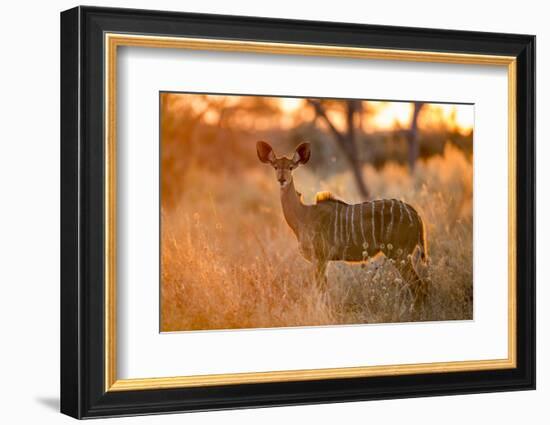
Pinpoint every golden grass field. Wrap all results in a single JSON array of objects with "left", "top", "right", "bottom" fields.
[{"left": 161, "top": 143, "right": 473, "bottom": 332}]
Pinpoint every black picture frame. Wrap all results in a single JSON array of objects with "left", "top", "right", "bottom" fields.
[{"left": 61, "top": 5, "right": 535, "bottom": 419}]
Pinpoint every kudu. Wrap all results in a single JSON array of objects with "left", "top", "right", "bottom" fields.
[{"left": 256, "top": 141, "right": 429, "bottom": 308}]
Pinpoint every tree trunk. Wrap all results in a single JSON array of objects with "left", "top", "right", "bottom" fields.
[
  {"left": 349, "top": 155, "right": 369, "bottom": 199},
  {"left": 308, "top": 100, "right": 370, "bottom": 199},
  {"left": 407, "top": 102, "right": 424, "bottom": 173},
  {"left": 345, "top": 101, "right": 369, "bottom": 198}
]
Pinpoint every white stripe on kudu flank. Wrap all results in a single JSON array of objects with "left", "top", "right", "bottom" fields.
[
  {"left": 380, "top": 200, "right": 385, "bottom": 242},
  {"left": 340, "top": 202, "right": 345, "bottom": 245},
  {"left": 386, "top": 199, "right": 395, "bottom": 239},
  {"left": 398, "top": 201, "right": 404, "bottom": 227},
  {"left": 371, "top": 202, "right": 377, "bottom": 248},
  {"left": 360, "top": 203, "right": 367, "bottom": 247},
  {"left": 345, "top": 205, "right": 349, "bottom": 244},
  {"left": 347, "top": 206, "right": 352, "bottom": 244},
  {"left": 404, "top": 203, "right": 414, "bottom": 225},
  {"left": 334, "top": 203, "right": 339, "bottom": 245},
  {"left": 351, "top": 205, "right": 358, "bottom": 245}
]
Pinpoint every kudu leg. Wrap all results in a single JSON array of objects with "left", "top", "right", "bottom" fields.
[
  {"left": 397, "top": 259, "right": 428, "bottom": 317},
  {"left": 313, "top": 260, "right": 328, "bottom": 290}
]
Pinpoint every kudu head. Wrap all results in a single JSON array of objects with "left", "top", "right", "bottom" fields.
[{"left": 256, "top": 141, "right": 311, "bottom": 188}]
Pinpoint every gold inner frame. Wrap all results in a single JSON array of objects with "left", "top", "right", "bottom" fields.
[{"left": 104, "top": 33, "right": 517, "bottom": 392}]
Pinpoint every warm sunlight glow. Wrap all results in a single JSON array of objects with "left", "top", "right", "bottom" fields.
[
  {"left": 419, "top": 104, "right": 474, "bottom": 135},
  {"left": 161, "top": 92, "right": 474, "bottom": 332},
  {"left": 278, "top": 98, "right": 308, "bottom": 129},
  {"left": 278, "top": 98, "right": 303, "bottom": 114},
  {"left": 453, "top": 105, "right": 474, "bottom": 133},
  {"left": 368, "top": 102, "right": 413, "bottom": 130},
  {"left": 176, "top": 93, "right": 473, "bottom": 135}
]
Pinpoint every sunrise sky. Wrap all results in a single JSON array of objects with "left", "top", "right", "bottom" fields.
[{"left": 182, "top": 94, "right": 473, "bottom": 136}]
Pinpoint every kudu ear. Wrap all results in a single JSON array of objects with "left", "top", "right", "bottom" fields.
[
  {"left": 293, "top": 142, "right": 311, "bottom": 165},
  {"left": 256, "top": 141, "right": 275, "bottom": 164}
]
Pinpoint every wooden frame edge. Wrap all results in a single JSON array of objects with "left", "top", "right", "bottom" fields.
[
  {"left": 108, "top": 358, "right": 516, "bottom": 391},
  {"left": 103, "top": 33, "right": 518, "bottom": 392}
]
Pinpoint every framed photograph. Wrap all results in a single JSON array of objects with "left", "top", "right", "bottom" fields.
[{"left": 60, "top": 6, "right": 535, "bottom": 419}]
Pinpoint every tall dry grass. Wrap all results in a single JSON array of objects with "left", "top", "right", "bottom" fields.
[{"left": 161, "top": 144, "right": 473, "bottom": 332}]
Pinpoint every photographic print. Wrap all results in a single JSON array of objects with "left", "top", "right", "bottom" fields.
[
  {"left": 160, "top": 93, "right": 474, "bottom": 332},
  {"left": 61, "top": 8, "right": 535, "bottom": 417}
]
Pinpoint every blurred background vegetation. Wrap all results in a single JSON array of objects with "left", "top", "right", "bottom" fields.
[{"left": 161, "top": 93, "right": 473, "bottom": 208}]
